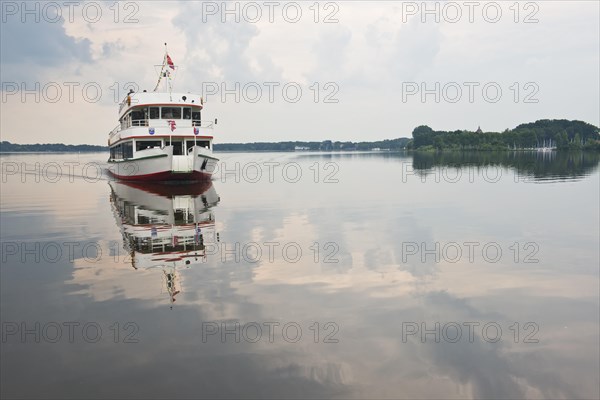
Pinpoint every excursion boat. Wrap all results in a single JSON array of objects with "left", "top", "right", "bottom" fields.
[
  {"left": 108, "top": 46, "right": 218, "bottom": 181},
  {"left": 109, "top": 179, "right": 220, "bottom": 305}
]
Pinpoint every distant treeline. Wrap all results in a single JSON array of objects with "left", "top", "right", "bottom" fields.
[
  {"left": 3, "top": 119, "right": 598, "bottom": 153},
  {"left": 0, "top": 141, "right": 108, "bottom": 153},
  {"left": 214, "top": 138, "right": 412, "bottom": 152},
  {"left": 1, "top": 139, "right": 411, "bottom": 153},
  {"left": 409, "top": 119, "right": 600, "bottom": 151}
]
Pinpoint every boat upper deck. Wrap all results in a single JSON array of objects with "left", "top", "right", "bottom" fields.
[
  {"left": 119, "top": 91, "right": 204, "bottom": 119},
  {"left": 109, "top": 91, "right": 214, "bottom": 145}
]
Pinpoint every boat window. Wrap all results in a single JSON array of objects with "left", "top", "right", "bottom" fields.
[
  {"left": 123, "top": 141, "right": 133, "bottom": 159},
  {"left": 113, "top": 144, "right": 123, "bottom": 160},
  {"left": 183, "top": 107, "right": 192, "bottom": 119},
  {"left": 193, "top": 140, "right": 209, "bottom": 149},
  {"left": 161, "top": 107, "right": 181, "bottom": 119},
  {"left": 136, "top": 140, "right": 162, "bottom": 151},
  {"left": 149, "top": 107, "right": 159, "bottom": 119},
  {"left": 131, "top": 108, "right": 146, "bottom": 119},
  {"left": 192, "top": 110, "right": 201, "bottom": 122},
  {"left": 166, "top": 140, "right": 184, "bottom": 155},
  {"left": 130, "top": 109, "right": 146, "bottom": 126},
  {"left": 111, "top": 142, "right": 132, "bottom": 160}
]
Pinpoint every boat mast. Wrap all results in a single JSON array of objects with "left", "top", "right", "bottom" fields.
[
  {"left": 165, "top": 43, "right": 172, "bottom": 100},
  {"left": 153, "top": 43, "right": 174, "bottom": 100},
  {"left": 153, "top": 44, "right": 167, "bottom": 92}
]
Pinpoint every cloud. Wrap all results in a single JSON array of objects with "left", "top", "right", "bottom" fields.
[
  {"left": 173, "top": 2, "right": 274, "bottom": 83},
  {"left": 0, "top": 16, "right": 92, "bottom": 82},
  {"left": 0, "top": 1, "right": 598, "bottom": 144}
]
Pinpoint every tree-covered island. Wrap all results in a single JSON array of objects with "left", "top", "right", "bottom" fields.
[{"left": 408, "top": 119, "right": 600, "bottom": 151}]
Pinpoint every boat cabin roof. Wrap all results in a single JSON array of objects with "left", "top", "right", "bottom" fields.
[{"left": 119, "top": 91, "right": 203, "bottom": 119}]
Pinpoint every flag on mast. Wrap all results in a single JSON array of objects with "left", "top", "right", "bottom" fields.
[{"left": 166, "top": 54, "right": 175, "bottom": 70}]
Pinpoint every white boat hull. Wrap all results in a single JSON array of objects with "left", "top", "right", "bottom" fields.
[{"left": 108, "top": 145, "right": 218, "bottom": 181}]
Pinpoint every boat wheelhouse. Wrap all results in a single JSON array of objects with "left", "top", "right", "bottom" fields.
[{"left": 108, "top": 47, "right": 218, "bottom": 181}]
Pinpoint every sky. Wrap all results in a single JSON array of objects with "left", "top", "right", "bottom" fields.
[{"left": 0, "top": 0, "right": 599, "bottom": 145}]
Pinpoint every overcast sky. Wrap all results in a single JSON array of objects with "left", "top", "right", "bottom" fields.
[{"left": 1, "top": 1, "right": 598, "bottom": 145}]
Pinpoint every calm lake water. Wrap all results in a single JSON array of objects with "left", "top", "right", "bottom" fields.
[{"left": 1, "top": 151, "right": 599, "bottom": 399}]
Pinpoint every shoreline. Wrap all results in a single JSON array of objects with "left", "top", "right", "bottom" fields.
[{"left": 2, "top": 148, "right": 599, "bottom": 155}]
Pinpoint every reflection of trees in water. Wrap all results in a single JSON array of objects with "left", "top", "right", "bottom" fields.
[{"left": 412, "top": 151, "right": 600, "bottom": 180}]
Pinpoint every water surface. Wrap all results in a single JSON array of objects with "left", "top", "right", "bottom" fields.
[{"left": 1, "top": 151, "right": 598, "bottom": 399}]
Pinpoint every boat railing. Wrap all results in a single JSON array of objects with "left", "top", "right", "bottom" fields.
[
  {"left": 109, "top": 119, "right": 214, "bottom": 138},
  {"left": 109, "top": 124, "right": 121, "bottom": 139},
  {"left": 131, "top": 119, "right": 149, "bottom": 127}
]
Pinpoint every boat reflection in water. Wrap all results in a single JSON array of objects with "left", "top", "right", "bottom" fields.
[{"left": 109, "top": 180, "right": 220, "bottom": 307}]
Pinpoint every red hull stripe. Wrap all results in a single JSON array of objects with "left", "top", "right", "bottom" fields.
[{"left": 108, "top": 170, "right": 212, "bottom": 182}]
